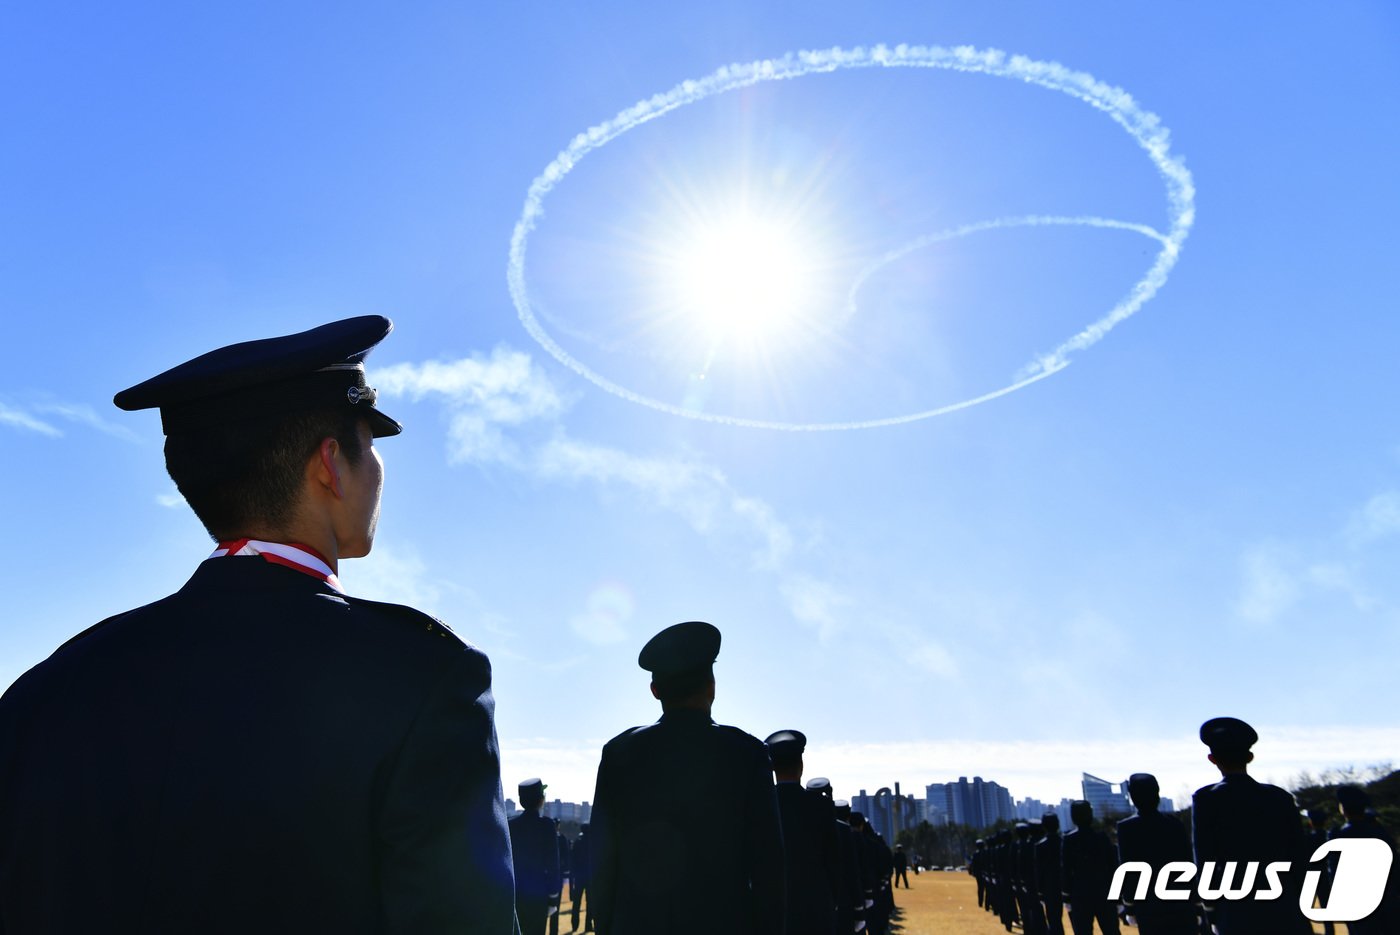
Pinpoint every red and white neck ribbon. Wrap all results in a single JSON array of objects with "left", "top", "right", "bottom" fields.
[{"left": 211, "top": 538, "right": 344, "bottom": 593}]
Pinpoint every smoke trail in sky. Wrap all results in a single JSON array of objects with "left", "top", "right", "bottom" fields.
[{"left": 508, "top": 44, "right": 1195, "bottom": 430}]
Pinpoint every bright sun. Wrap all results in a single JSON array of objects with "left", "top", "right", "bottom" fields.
[{"left": 667, "top": 212, "right": 818, "bottom": 346}]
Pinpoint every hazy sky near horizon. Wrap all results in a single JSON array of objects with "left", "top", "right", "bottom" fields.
[{"left": 4, "top": 1, "right": 1399, "bottom": 807}]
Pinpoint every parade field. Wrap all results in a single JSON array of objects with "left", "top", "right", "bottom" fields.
[{"left": 561, "top": 873, "right": 1349, "bottom": 935}]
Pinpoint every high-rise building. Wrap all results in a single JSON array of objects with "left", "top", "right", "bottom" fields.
[
  {"left": 1081, "top": 773, "right": 1132, "bottom": 819},
  {"left": 927, "top": 776, "right": 1014, "bottom": 829},
  {"left": 543, "top": 799, "right": 592, "bottom": 823}
]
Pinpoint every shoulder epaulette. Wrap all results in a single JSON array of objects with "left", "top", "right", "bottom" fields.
[{"left": 339, "top": 593, "right": 470, "bottom": 646}]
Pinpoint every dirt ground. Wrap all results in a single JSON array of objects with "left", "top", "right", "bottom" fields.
[{"left": 557, "top": 873, "right": 1345, "bottom": 934}]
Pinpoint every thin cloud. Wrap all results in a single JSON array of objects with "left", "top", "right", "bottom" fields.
[
  {"left": 535, "top": 437, "right": 796, "bottom": 572},
  {"left": 0, "top": 402, "right": 61, "bottom": 437},
  {"left": 780, "top": 574, "right": 851, "bottom": 641},
  {"left": 374, "top": 349, "right": 567, "bottom": 465},
  {"left": 1347, "top": 491, "right": 1400, "bottom": 545},
  {"left": 1, "top": 398, "right": 140, "bottom": 441},
  {"left": 1237, "top": 487, "right": 1400, "bottom": 625},
  {"left": 32, "top": 403, "right": 140, "bottom": 442},
  {"left": 155, "top": 487, "right": 186, "bottom": 509}
]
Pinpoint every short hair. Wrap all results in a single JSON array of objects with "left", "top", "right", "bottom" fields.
[
  {"left": 651, "top": 664, "right": 714, "bottom": 705},
  {"left": 165, "top": 408, "right": 365, "bottom": 539},
  {"left": 1336, "top": 785, "right": 1370, "bottom": 813},
  {"left": 1209, "top": 748, "right": 1251, "bottom": 770},
  {"left": 768, "top": 747, "right": 803, "bottom": 772}
]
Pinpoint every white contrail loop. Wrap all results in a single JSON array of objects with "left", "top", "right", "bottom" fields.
[
  {"left": 844, "top": 215, "right": 1170, "bottom": 327},
  {"left": 507, "top": 44, "right": 1196, "bottom": 431}
]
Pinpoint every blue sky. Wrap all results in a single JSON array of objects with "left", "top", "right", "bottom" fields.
[{"left": 4, "top": 1, "right": 1399, "bottom": 811}]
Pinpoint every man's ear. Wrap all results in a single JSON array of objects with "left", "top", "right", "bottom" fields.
[
  {"left": 311, "top": 436, "right": 344, "bottom": 498},
  {"left": 649, "top": 681, "right": 660, "bottom": 700}
]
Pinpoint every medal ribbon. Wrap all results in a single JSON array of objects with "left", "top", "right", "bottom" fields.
[{"left": 212, "top": 538, "right": 344, "bottom": 593}]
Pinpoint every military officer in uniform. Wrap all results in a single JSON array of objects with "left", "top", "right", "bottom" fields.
[
  {"left": 1016, "top": 820, "right": 1047, "bottom": 935},
  {"left": 971, "top": 839, "right": 989, "bottom": 911},
  {"left": 828, "top": 795, "right": 868, "bottom": 933},
  {"left": 511, "top": 778, "right": 563, "bottom": 935},
  {"left": 1191, "top": 716, "right": 1311, "bottom": 935},
  {"left": 0, "top": 317, "right": 517, "bottom": 933},
  {"left": 1061, "top": 801, "right": 1119, "bottom": 935},
  {"left": 1035, "top": 812, "right": 1065, "bottom": 935},
  {"left": 1327, "top": 785, "right": 1399, "bottom": 934},
  {"left": 570, "top": 823, "right": 593, "bottom": 933},
  {"left": 589, "top": 621, "right": 785, "bottom": 935},
  {"left": 1115, "top": 773, "right": 1195, "bottom": 935},
  {"left": 766, "top": 730, "right": 838, "bottom": 935}
]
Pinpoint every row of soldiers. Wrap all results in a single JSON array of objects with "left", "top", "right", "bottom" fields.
[
  {"left": 971, "top": 717, "right": 1399, "bottom": 935},
  {"left": 972, "top": 799, "right": 1125, "bottom": 935}
]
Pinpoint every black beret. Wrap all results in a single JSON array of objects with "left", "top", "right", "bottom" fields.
[
  {"left": 518, "top": 778, "right": 547, "bottom": 797},
  {"left": 638, "top": 621, "right": 721, "bottom": 677},
  {"left": 1199, "top": 717, "right": 1258, "bottom": 753},
  {"left": 764, "top": 729, "right": 807, "bottom": 758},
  {"left": 114, "top": 315, "right": 402, "bottom": 438}
]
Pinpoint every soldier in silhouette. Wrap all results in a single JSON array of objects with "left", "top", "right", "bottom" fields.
[
  {"left": 1061, "top": 800, "right": 1119, "bottom": 935},
  {"left": 510, "top": 779, "right": 563, "bottom": 935},
  {"left": 995, "top": 828, "right": 1019, "bottom": 932},
  {"left": 589, "top": 621, "right": 784, "bottom": 935},
  {"left": 827, "top": 795, "right": 867, "bottom": 935},
  {"left": 971, "top": 838, "right": 989, "bottom": 911},
  {"left": 1016, "top": 821, "right": 1047, "bottom": 935},
  {"left": 1328, "top": 785, "right": 1399, "bottom": 935},
  {"left": 765, "top": 731, "right": 837, "bottom": 935},
  {"left": 569, "top": 824, "right": 592, "bottom": 933},
  {"left": 892, "top": 845, "right": 910, "bottom": 889},
  {"left": 1191, "top": 717, "right": 1310, "bottom": 935},
  {"left": 1115, "top": 773, "right": 1195, "bottom": 935},
  {"left": 1036, "top": 812, "right": 1066, "bottom": 935}
]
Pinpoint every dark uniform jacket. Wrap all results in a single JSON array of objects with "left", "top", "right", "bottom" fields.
[
  {"left": 589, "top": 708, "right": 785, "bottom": 935},
  {"left": 571, "top": 830, "right": 592, "bottom": 891},
  {"left": 1061, "top": 825, "right": 1116, "bottom": 903},
  {"left": 1191, "top": 774, "right": 1310, "bottom": 934},
  {"left": 1328, "top": 815, "right": 1399, "bottom": 934},
  {"left": 1034, "top": 831, "right": 1062, "bottom": 902},
  {"left": 0, "top": 557, "right": 517, "bottom": 934},
  {"left": 775, "top": 783, "right": 838, "bottom": 935},
  {"left": 509, "top": 811, "right": 563, "bottom": 902},
  {"left": 1115, "top": 810, "right": 1193, "bottom": 923},
  {"left": 833, "top": 818, "right": 863, "bottom": 932}
]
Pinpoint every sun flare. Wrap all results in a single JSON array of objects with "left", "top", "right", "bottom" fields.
[{"left": 666, "top": 212, "right": 819, "bottom": 346}]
